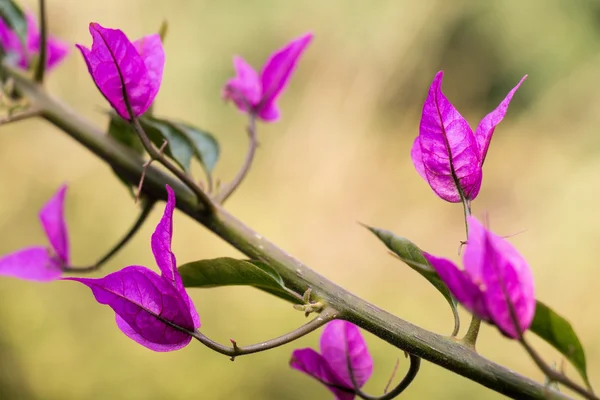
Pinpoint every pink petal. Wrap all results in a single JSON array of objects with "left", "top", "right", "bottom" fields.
[
  {"left": 76, "top": 23, "right": 159, "bottom": 120},
  {"left": 39, "top": 185, "right": 69, "bottom": 265},
  {"left": 115, "top": 315, "right": 190, "bottom": 352},
  {"left": 290, "top": 348, "right": 355, "bottom": 400},
  {"left": 258, "top": 32, "right": 313, "bottom": 122},
  {"left": 424, "top": 252, "right": 490, "bottom": 320},
  {"left": 65, "top": 266, "right": 195, "bottom": 351},
  {"left": 151, "top": 185, "right": 200, "bottom": 328},
  {"left": 0, "top": 246, "right": 62, "bottom": 282},
  {"left": 410, "top": 136, "right": 427, "bottom": 181},
  {"left": 479, "top": 226, "right": 535, "bottom": 338},
  {"left": 475, "top": 76, "right": 527, "bottom": 163},
  {"left": 0, "top": 16, "right": 26, "bottom": 68},
  {"left": 418, "top": 71, "right": 482, "bottom": 202},
  {"left": 132, "top": 34, "right": 165, "bottom": 111},
  {"left": 223, "top": 56, "right": 261, "bottom": 113},
  {"left": 462, "top": 216, "right": 487, "bottom": 282},
  {"left": 320, "top": 320, "right": 373, "bottom": 390}
]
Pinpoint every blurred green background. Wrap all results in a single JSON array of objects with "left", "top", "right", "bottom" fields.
[{"left": 1, "top": 0, "right": 600, "bottom": 398}]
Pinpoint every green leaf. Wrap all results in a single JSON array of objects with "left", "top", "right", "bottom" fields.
[
  {"left": 106, "top": 114, "right": 144, "bottom": 195},
  {"left": 530, "top": 301, "right": 592, "bottom": 389},
  {"left": 365, "top": 225, "right": 459, "bottom": 334},
  {"left": 0, "top": 0, "right": 27, "bottom": 47},
  {"left": 170, "top": 121, "right": 219, "bottom": 173},
  {"left": 179, "top": 257, "right": 300, "bottom": 304},
  {"left": 142, "top": 117, "right": 194, "bottom": 173}
]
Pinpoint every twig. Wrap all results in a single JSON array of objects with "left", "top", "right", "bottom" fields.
[
  {"left": 0, "top": 107, "right": 42, "bottom": 126},
  {"left": 136, "top": 140, "right": 168, "bottom": 203},
  {"left": 63, "top": 199, "right": 156, "bottom": 273},
  {"left": 214, "top": 113, "right": 258, "bottom": 203},
  {"left": 34, "top": 0, "right": 48, "bottom": 83},
  {"left": 191, "top": 307, "right": 338, "bottom": 361},
  {"left": 347, "top": 344, "right": 421, "bottom": 400},
  {"left": 384, "top": 358, "right": 401, "bottom": 394},
  {"left": 130, "top": 117, "right": 214, "bottom": 212},
  {"left": 521, "top": 338, "right": 598, "bottom": 400}
]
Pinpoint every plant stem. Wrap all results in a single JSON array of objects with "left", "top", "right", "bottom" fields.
[
  {"left": 520, "top": 338, "right": 599, "bottom": 400},
  {"left": 192, "top": 307, "right": 338, "bottom": 360},
  {"left": 215, "top": 113, "right": 258, "bottom": 203},
  {"left": 348, "top": 346, "right": 421, "bottom": 400},
  {"left": 5, "top": 64, "right": 573, "bottom": 400},
  {"left": 63, "top": 199, "right": 155, "bottom": 273},
  {"left": 458, "top": 196, "right": 483, "bottom": 348},
  {"left": 0, "top": 107, "right": 41, "bottom": 125},
  {"left": 34, "top": 0, "right": 47, "bottom": 83},
  {"left": 130, "top": 117, "right": 214, "bottom": 213}
]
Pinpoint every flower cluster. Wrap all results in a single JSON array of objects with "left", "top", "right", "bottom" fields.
[{"left": 411, "top": 71, "right": 526, "bottom": 202}]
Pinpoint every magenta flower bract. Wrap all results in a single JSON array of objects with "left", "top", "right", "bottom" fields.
[
  {"left": 0, "top": 12, "right": 69, "bottom": 71},
  {"left": 223, "top": 32, "right": 313, "bottom": 122},
  {"left": 424, "top": 216, "right": 535, "bottom": 338},
  {"left": 0, "top": 185, "right": 69, "bottom": 282},
  {"left": 77, "top": 23, "right": 165, "bottom": 120},
  {"left": 411, "top": 71, "right": 526, "bottom": 202},
  {"left": 65, "top": 185, "right": 200, "bottom": 352},
  {"left": 290, "top": 320, "right": 373, "bottom": 400}
]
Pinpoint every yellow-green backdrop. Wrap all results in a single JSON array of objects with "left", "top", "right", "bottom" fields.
[{"left": 1, "top": 0, "right": 599, "bottom": 399}]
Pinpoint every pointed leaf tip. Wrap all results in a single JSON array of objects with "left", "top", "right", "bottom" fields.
[
  {"left": 364, "top": 225, "right": 459, "bottom": 333},
  {"left": 531, "top": 301, "right": 592, "bottom": 389}
]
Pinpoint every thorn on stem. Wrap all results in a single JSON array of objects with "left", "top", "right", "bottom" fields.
[{"left": 135, "top": 139, "right": 168, "bottom": 203}]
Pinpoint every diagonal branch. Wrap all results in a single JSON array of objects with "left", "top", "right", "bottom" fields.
[{"left": 3, "top": 64, "right": 573, "bottom": 400}]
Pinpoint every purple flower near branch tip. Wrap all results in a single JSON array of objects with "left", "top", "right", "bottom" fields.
[
  {"left": 77, "top": 23, "right": 165, "bottom": 120},
  {"left": 65, "top": 185, "right": 200, "bottom": 352},
  {"left": 0, "top": 12, "right": 69, "bottom": 71},
  {"left": 290, "top": 320, "right": 373, "bottom": 400},
  {"left": 223, "top": 32, "right": 313, "bottom": 122},
  {"left": 424, "top": 216, "right": 535, "bottom": 338},
  {"left": 411, "top": 71, "right": 526, "bottom": 202},
  {"left": 0, "top": 185, "right": 69, "bottom": 282}
]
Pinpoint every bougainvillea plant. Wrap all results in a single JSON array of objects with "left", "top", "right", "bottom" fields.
[{"left": 0, "top": 1, "right": 596, "bottom": 399}]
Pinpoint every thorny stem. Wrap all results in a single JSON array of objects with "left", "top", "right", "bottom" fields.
[
  {"left": 63, "top": 199, "right": 156, "bottom": 273},
  {"left": 3, "top": 63, "right": 573, "bottom": 400},
  {"left": 34, "top": 0, "right": 48, "bottom": 83},
  {"left": 215, "top": 113, "right": 258, "bottom": 203},
  {"left": 192, "top": 307, "right": 338, "bottom": 361},
  {"left": 130, "top": 117, "right": 214, "bottom": 213}
]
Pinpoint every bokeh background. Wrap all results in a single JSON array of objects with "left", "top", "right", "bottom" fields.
[{"left": 1, "top": 0, "right": 599, "bottom": 398}]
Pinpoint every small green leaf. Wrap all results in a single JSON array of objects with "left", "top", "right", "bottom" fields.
[
  {"left": 365, "top": 225, "right": 459, "bottom": 335},
  {"left": 179, "top": 257, "right": 300, "bottom": 304},
  {"left": 142, "top": 117, "right": 194, "bottom": 173},
  {"left": 107, "top": 114, "right": 143, "bottom": 154},
  {"left": 530, "top": 301, "right": 592, "bottom": 389},
  {"left": 0, "top": 1, "right": 27, "bottom": 47},
  {"left": 106, "top": 114, "right": 144, "bottom": 195},
  {"left": 170, "top": 121, "right": 219, "bottom": 173}
]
